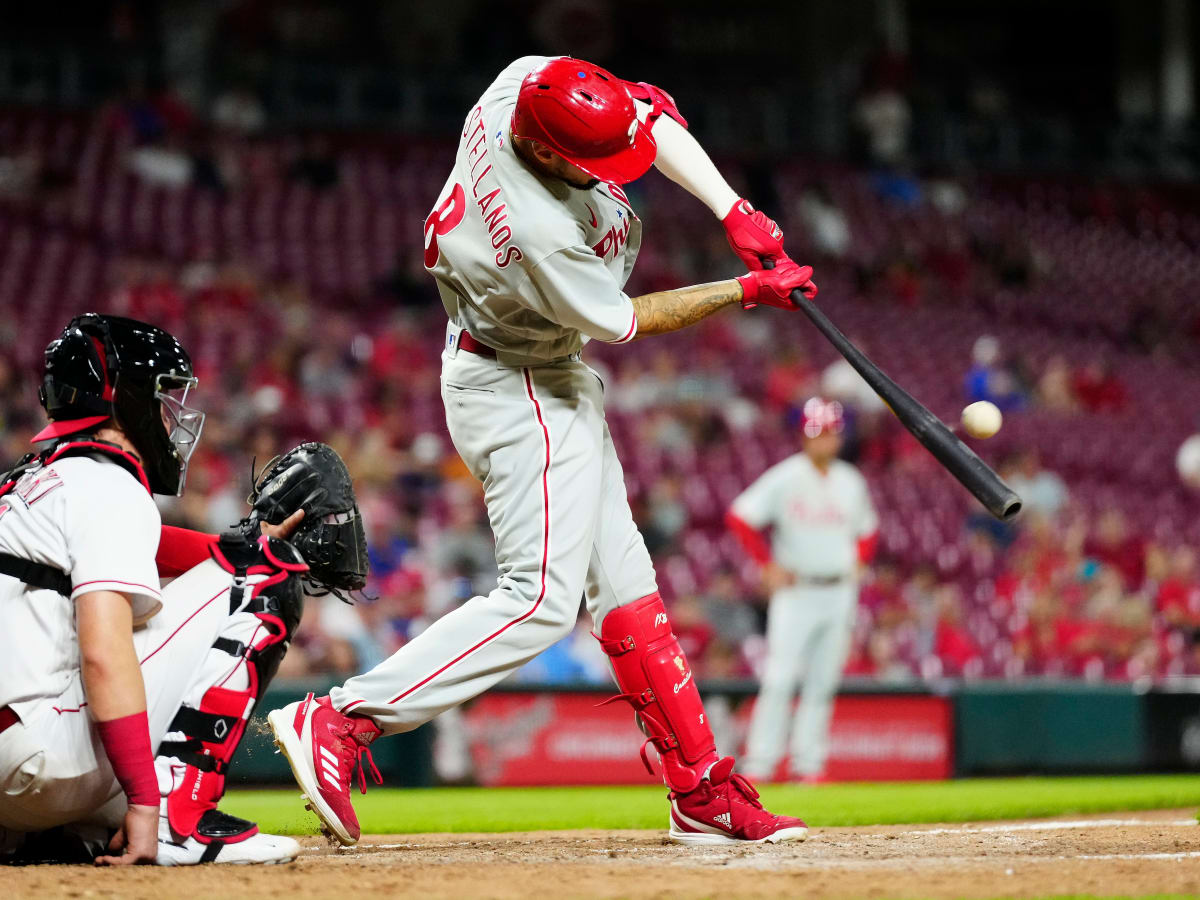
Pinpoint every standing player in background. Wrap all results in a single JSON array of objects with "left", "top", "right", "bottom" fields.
[
  {"left": 727, "top": 398, "right": 878, "bottom": 782},
  {"left": 271, "top": 55, "right": 817, "bottom": 847},
  {"left": 0, "top": 315, "right": 359, "bottom": 866}
]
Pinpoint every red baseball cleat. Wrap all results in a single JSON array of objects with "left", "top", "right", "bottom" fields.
[
  {"left": 668, "top": 757, "right": 808, "bottom": 845},
  {"left": 267, "top": 693, "right": 382, "bottom": 846}
]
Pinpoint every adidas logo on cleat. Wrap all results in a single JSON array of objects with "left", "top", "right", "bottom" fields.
[{"left": 713, "top": 812, "right": 731, "bottom": 828}]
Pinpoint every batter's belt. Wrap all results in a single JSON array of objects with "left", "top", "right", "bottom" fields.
[
  {"left": 458, "top": 330, "right": 497, "bottom": 359},
  {"left": 794, "top": 573, "right": 849, "bottom": 586}
]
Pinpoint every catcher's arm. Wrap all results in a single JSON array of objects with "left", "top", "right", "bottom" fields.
[{"left": 156, "top": 511, "right": 304, "bottom": 577}]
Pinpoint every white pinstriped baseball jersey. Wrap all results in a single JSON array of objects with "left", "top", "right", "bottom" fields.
[{"left": 424, "top": 56, "right": 642, "bottom": 366}]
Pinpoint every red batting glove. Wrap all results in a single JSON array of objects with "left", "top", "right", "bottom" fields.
[
  {"left": 736, "top": 259, "right": 818, "bottom": 310},
  {"left": 722, "top": 199, "right": 786, "bottom": 270}
]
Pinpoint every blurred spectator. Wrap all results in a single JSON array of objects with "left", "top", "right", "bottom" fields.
[
  {"left": 764, "top": 344, "right": 817, "bottom": 413},
  {"left": 1156, "top": 547, "right": 1200, "bottom": 630},
  {"left": 796, "top": 185, "right": 851, "bottom": 258},
  {"left": 1037, "top": 355, "right": 1078, "bottom": 412},
  {"left": 1084, "top": 509, "right": 1145, "bottom": 590},
  {"left": 212, "top": 85, "right": 267, "bottom": 135},
  {"left": 697, "top": 568, "right": 760, "bottom": 648},
  {"left": 821, "top": 350, "right": 886, "bottom": 417},
  {"left": 854, "top": 87, "right": 911, "bottom": 167},
  {"left": 515, "top": 618, "right": 608, "bottom": 684},
  {"left": 921, "top": 584, "right": 982, "bottom": 677},
  {"left": 1003, "top": 450, "right": 1069, "bottom": 520},
  {"left": 1072, "top": 360, "right": 1129, "bottom": 413},
  {"left": 964, "top": 334, "right": 1028, "bottom": 411}
]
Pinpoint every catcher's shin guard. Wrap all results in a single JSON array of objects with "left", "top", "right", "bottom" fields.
[
  {"left": 156, "top": 534, "right": 307, "bottom": 844},
  {"left": 598, "top": 593, "right": 719, "bottom": 793}
]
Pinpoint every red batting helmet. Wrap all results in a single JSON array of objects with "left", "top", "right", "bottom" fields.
[
  {"left": 800, "top": 397, "right": 845, "bottom": 438},
  {"left": 511, "top": 57, "right": 657, "bottom": 185}
]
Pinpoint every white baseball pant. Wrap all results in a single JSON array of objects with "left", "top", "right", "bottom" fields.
[
  {"left": 331, "top": 339, "right": 658, "bottom": 730},
  {"left": 0, "top": 561, "right": 278, "bottom": 831},
  {"left": 742, "top": 581, "right": 858, "bottom": 778}
]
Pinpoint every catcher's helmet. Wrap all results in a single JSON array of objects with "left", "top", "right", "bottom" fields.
[
  {"left": 36, "top": 314, "right": 205, "bottom": 495},
  {"left": 511, "top": 57, "right": 657, "bottom": 185}
]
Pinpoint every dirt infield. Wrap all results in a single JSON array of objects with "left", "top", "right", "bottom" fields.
[{"left": 8, "top": 808, "right": 1200, "bottom": 899}]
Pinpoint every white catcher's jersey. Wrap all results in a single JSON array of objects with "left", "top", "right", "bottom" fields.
[
  {"left": 731, "top": 454, "right": 877, "bottom": 579},
  {"left": 0, "top": 455, "right": 162, "bottom": 714},
  {"left": 424, "top": 55, "right": 642, "bottom": 366}
]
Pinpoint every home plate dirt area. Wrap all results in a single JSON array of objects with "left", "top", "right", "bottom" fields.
[{"left": 8, "top": 809, "right": 1200, "bottom": 899}]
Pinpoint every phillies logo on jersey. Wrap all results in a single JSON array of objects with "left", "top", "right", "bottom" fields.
[
  {"left": 592, "top": 212, "right": 630, "bottom": 261},
  {"left": 786, "top": 498, "right": 847, "bottom": 526}
]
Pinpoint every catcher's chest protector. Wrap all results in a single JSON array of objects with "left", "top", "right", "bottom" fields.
[
  {"left": 598, "top": 592, "right": 719, "bottom": 793},
  {"left": 156, "top": 533, "right": 307, "bottom": 845}
]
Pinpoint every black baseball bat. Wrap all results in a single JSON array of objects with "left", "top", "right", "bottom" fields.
[{"left": 783, "top": 282, "right": 1022, "bottom": 520}]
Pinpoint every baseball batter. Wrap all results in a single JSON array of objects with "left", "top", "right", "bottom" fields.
[
  {"left": 270, "top": 55, "right": 818, "bottom": 846},
  {"left": 727, "top": 398, "right": 878, "bottom": 781},
  {"left": 0, "top": 315, "right": 360, "bottom": 866}
]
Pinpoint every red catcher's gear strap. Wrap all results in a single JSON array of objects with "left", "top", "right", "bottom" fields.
[
  {"left": 726, "top": 510, "right": 771, "bottom": 565},
  {"left": 596, "top": 592, "right": 718, "bottom": 793},
  {"left": 158, "top": 525, "right": 218, "bottom": 578},
  {"left": 46, "top": 439, "right": 151, "bottom": 494}
]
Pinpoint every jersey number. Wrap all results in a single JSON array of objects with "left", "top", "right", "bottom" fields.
[{"left": 423, "top": 183, "right": 467, "bottom": 268}]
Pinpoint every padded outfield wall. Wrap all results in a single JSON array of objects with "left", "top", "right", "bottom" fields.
[{"left": 230, "top": 678, "right": 1200, "bottom": 785}]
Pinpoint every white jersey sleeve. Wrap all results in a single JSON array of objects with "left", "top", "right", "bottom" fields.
[
  {"left": 730, "top": 457, "right": 792, "bottom": 528},
  {"left": 525, "top": 247, "right": 638, "bottom": 344},
  {"left": 855, "top": 471, "right": 879, "bottom": 539},
  {"left": 65, "top": 465, "right": 163, "bottom": 624}
]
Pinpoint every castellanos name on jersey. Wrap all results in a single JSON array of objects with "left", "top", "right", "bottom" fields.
[{"left": 423, "top": 56, "right": 643, "bottom": 365}]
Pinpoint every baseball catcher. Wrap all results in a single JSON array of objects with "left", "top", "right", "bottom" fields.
[{"left": 0, "top": 314, "right": 360, "bottom": 866}]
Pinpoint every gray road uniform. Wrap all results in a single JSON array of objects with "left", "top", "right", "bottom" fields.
[
  {"left": 731, "top": 453, "right": 878, "bottom": 778},
  {"left": 332, "top": 56, "right": 657, "bottom": 727}
]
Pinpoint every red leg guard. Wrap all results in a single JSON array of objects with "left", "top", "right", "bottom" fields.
[
  {"left": 160, "top": 535, "right": 305, "bottom": 842},
  {"left": 166, "top": 685, "right": 257, "bottom": 842},
  {"left": 597, "top": 593, "right": 719, "bottom": 793}
]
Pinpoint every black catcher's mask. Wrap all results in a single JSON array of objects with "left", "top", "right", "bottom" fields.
[{"left": 37, "top": 314, "right": 205, "bottom": 495}]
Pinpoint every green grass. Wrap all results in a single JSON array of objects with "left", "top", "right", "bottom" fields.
[{"left": 221, "top": 774, "right": 1200, "bottom": 836}]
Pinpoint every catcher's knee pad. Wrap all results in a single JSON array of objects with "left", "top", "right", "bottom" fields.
[
  {"left": 597, "top": 593, "right": 718, "bottom": 793},
  {"left": 157, "top": 533, "right": 307, "bottom": 842}
]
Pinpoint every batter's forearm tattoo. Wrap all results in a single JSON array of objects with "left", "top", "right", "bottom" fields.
[{"left": 630, "top": 279, "right": 742, "bottom": 338}]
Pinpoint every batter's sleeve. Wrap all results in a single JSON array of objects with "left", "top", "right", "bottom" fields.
[
  {"left": 524, "top": 247, "right": 639, "bottom": 344},
  {"left": 67, "top": 471, "right": 163, "bottom": 624},
  {"left": 730, "top": 459, "right": 791, "bottom": 529}
]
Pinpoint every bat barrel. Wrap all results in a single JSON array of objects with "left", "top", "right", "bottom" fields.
[{"left": 789, "top": 288, "right": 1023, "bottom": 521}]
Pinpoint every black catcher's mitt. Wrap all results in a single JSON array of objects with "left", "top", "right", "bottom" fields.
[{"left": 245, "top": 442, "right": 368, "bottom": 601}]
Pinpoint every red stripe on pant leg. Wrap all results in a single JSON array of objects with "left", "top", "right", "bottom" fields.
[
  {"left": 139, "top": 587, "right": 228, "bottom": 665},
  {"left": 386, "top": 368, "right": 552, "bottom": 705}
]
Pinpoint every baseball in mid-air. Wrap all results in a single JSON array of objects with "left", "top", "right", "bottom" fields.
[
  {"left": 1177, "top": 434, "right": 1200, "bottom": 489},
  {"left": 961, "top": 401, "right": 1002, "bottom": 439}
]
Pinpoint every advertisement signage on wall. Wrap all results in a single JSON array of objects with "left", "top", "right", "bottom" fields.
[{"left": 463, "top": 691, "right": 952, "bottom": 785}]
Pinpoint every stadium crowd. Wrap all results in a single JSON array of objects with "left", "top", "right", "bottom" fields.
[{"left": 0, "top": 90, "right": 1198, "bottom": 687}]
